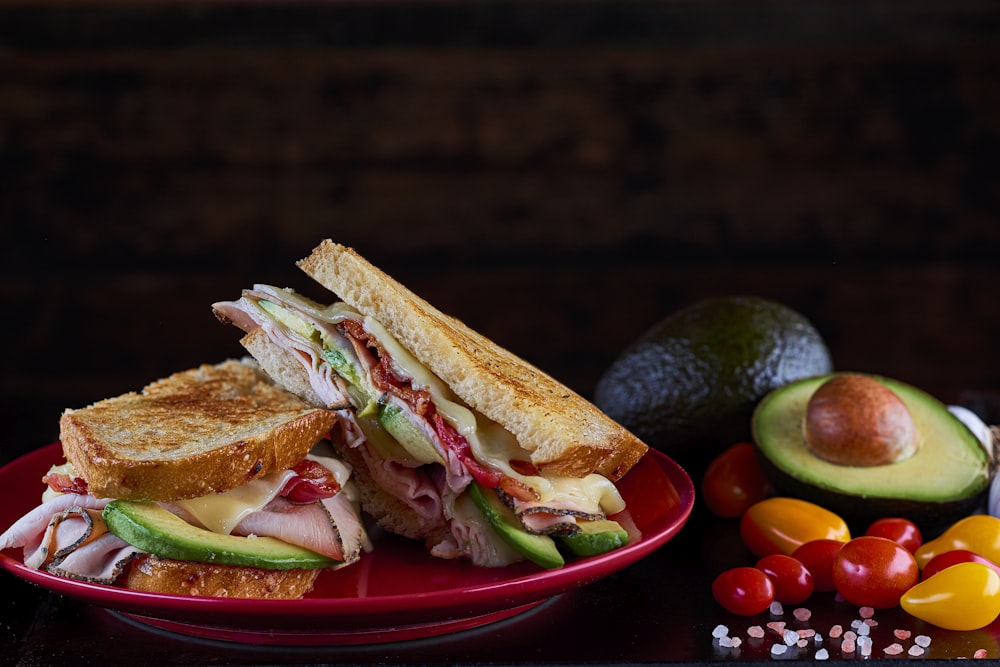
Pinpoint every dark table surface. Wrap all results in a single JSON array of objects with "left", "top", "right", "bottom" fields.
[{"left": 4, "top": 425, "right": 1000, "bottom": 666}]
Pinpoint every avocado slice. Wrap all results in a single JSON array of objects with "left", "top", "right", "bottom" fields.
[
  {"left": 103, "top": 501, "right": 338, "bottom": 570},
  {"left": 467, "top": 483, "right": 565, "bottom": 569},
  {"left": 558, "top": 519, "right": 629, "bottom": 557},
  {"left": 752, "top": 374, "right": 990, "bottom": 529}
]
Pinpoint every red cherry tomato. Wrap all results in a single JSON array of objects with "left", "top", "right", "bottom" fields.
[
  {"left": 700, "top": 443, "right": 772, "bottom": 518},
  {"left": 792, "top": 539, "right": 843, "bottom": 593},
  {"left": 755, "top": 553, "right": 815, "bottom": 604},
  {"left": 866, "top": 517, "right": 923, "bottom": 554},
  {"left": 833, "top": 536, "right": 919, "bottom": 609},
  {"left": 922, "top": 549, "right": 1000, "bottom": 581},
  {"left": 712, "top": 566, "right": 776, "bottom": 615}
]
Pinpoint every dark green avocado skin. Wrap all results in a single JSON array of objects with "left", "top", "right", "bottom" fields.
[{"left": 593, "top": 296, "right": 832, "bottom": 470}]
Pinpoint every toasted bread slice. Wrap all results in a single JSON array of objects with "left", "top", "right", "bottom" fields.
[
  {"left": 124, "top": 555, "right": 319, "bottom": 599},
  {"left": 59, "top": 360, "right": 337, "bottom": 502},
  {"left": 297, "top": 240, "right": 648, "bottom": 481}
]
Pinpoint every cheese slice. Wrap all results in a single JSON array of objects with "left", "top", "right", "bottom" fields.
[
  {"left": 172, "top": 452, "right": 353, "bottom": 535},
  {"left": 175, "top": 470, "right": 297, "bottom": 535}
]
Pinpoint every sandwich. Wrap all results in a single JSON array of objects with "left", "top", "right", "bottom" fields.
[
  {"left": 212, "top": 240, "right": 649, "bottom": 568},
  {"left": 0, "top": 359, "right": 369, "bottom": 599}
]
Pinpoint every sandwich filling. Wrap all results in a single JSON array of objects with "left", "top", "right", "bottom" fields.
[
  {"left": 214, "top": 285, "right": 629, "bottom": 567},
  {"left": 0, "top": 451, "right": 367, "bottom": 585}
]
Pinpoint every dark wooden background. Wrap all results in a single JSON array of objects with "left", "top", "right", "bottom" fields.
[{"left": 2, "top": 0, "right": 999, "bottom": 462}]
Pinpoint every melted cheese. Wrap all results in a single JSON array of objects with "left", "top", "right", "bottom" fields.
[{"left": 175, "top": 470, "right": 296, "bottom": 535}]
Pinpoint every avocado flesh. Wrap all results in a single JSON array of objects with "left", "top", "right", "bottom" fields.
[
  {"left": 103, "top": 501, "right": 338, "bottom": 570},
  {"left": 752, "top": 374, "right": 990, "bottom": 528},
  {"left": 467, "top": 482, "right": 565, "bottom": 569},
  {"left": 558, "top": 519, "right": 629, "bottom": 557}
]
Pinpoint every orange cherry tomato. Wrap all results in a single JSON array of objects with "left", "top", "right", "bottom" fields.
[
  {"left": 740, "top": 497, "right": 851, "bottom": 558},
  {"left": 700, "top": 443, "right": 772, "bottom": 518}
]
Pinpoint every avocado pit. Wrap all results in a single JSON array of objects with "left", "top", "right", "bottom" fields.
[{"left": 804, "top": 374, "right": 920, "bottom": 466}]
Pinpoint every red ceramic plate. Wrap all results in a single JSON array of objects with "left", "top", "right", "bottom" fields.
[{"left": 0, "top": 443, "right": 693, "bottom": 645}]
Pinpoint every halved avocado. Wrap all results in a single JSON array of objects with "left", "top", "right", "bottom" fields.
[{"left": 752, "top": 373, "right": 990, "bottom": 529}]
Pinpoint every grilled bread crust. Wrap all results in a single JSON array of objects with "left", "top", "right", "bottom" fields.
[
  {"left": 241, "top": 328, "right": 451, "bottom": 544},
  {"left": 297, "top": 239, "right": 648, "bottom": 481},
  {"left": 124, "top": 555, "right": 319, "bottom": 599},
  {"left": 59, "top": 360, "right": 337, "bottom": 502}
]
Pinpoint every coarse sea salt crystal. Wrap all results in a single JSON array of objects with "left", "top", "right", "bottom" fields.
[
  {"left": 784, "top": 630, "right": 800, "bottom": 646},
  {"left": 771, "top": 643, "right": 788, "bottom": 657},
  {"left": 712, "top": 624, "right": 729, "bottom": 639},
  {"left": 747, "top": 625, "right": 766, "bottom": 639},
  {"left": 828, "top": 624, "right": 843, "bottom": 638},
  {"left": 857, "top": 636, "right": 872, "bottom": 657},
  {"left": 719, "top": 636, "right": 734, "bottom": 648},
  {"left": 859, "top": 606, "right": 875, "bottom": 619},
  {"left": 909, "top": 645, "right": 925, "bottom": 657},
  {"left": 767, "top": 621, "right": 786, "bottom": 634},
  {"left": 856, "top": 622, "right": 870, "bottom": 637},
  {"left": 974, "top": 648, "right": 988, "bottom": 659},
  {"left": 894, "top": 629, "right": 911, "bottom": 640},
  {"left": 793, "top": 607, "right": 812, "bottom": 622},
  {"left": 815, "top": 648, "right": 829, "bottom": 661},
  {"left": 915, "top": 634, "right": 932, "bottom": 648},
  {"left": 730, "top": 636, "right": 742, "bottom": 648},
  {"left": 770, "top": 601, "right": 785, "bottom": 616},
  {"left": 884, "top": 643, "right": 905, "bottom": 655},
  {"left": 841, "top": 637, "right": 856, "bottom": 654}
]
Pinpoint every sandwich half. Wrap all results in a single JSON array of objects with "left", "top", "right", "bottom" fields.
[
  {"left": 213, "top": 240, "right": 649, "bottom": 568},
  {"left": 0, "top": 359, "right": 370, "bottom": 599}
]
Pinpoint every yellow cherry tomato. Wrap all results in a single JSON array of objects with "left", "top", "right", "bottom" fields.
[
  {"left": 914, "top": 515, "right": 1000, "bottom": 570},
  {"left": 739, "top": 497, "right": 851, "bottom": 557},
  {"left": 900, "top": 562, "right": 1000, "bottom": 631}
]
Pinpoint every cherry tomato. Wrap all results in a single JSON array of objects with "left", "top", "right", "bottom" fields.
[
  {"left": 700, "top": 443, "right": 772, "bottom": 518},
  {"left": 755, "top": 553, "right": 814, "bottom": 604},
  {"left": 922, "top": 549, "right": 1000, "bottom": 581},
  {"left": 712, "top": 566, "right": 776, "bottom": 616},
  {"left": 902, "top": 562, "right": 1000, "bottom": 631},
  {"left": 740, "top": 497, "right": 850, "bottom": 557},
  {"left": 792, "top": 539, "right": 843, "bottom": 593},
  {"left": 866, "top": 517, "right": 922, "bottom": 553},
  {"left": 832, "top": 536, "right": 919, "bottom": 609}
]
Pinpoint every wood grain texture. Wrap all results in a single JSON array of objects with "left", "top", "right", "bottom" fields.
[{"left": 1, "top": 1, "right": 998, "bottom": 457}]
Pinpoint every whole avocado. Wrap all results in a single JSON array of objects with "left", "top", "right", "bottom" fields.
[{"left": 593, "top": 296, "right": 833, "bottom": 469}]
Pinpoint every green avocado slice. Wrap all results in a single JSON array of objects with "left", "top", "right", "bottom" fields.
[
  {"left": 752, "top": 373, "right": 990, "bottom": 528},
  {"left": 558, "top": 519, "right": 629, "bottom": 557},
  {"left": 103, "top": 501, "right": 338, "bottom": 570},
  {"left": 467, "top": 483, "right": 565, "bottom": 569}
]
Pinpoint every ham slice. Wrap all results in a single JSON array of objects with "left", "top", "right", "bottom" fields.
[
  {"left": 47, "top": 532, "right": 142, "bottom": 584},
  {"left": 0, "top": 493, "right": 110, "bottom": 556},
  {"left": 232, "top": 496, "right": 353, "bottom": 563}
]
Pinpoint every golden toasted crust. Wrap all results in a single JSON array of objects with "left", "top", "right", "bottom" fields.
[
  {"left": 59, "top": 360, "right": 337, "bottom": 501},
  {"left": 297, "top": 240, "right": 648, "bottom": 481},
  {"left": 124, "top": 556, "right": 319, "bottom": 599}
]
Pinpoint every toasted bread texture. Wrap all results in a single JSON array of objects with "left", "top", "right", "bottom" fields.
[
  {"left": 297, "top": 240, "right": 648, "bottom": 481},
  {"left": 59, "top": 360, "right": 337, "bottom": 502},
  {"left": 124, "top": 555, "right": 319, "bottom": 599}
]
